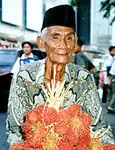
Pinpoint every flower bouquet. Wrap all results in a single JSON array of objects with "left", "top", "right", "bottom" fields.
[
  {"left": 9, "top": 75, "right": 114, "bottom": 150},
  {"left": 9, "top": 103, "right": 104, "bottom": 150}
]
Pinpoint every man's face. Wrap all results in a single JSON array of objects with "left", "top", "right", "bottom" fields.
[
  {"left": 42, "top": 26, "right": 76, "bottom": 64},
  {"left": 23, "top": 44, "right": 32, "bottom": 56},
  {"left": 110, "top": 48, "right": 115, "bottom": 56}
]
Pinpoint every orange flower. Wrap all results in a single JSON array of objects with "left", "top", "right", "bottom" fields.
[
  {"left": 64, "top": 127, "right": 79, "bottom": 145},
  {"left": 103, "top": 144, "right": 115, "bottom": 150},
  {"left": 42, "top": 107, "right": 57, "bottom": 125},
  {"left": 9, "top": 104, "right": 104, "bottom": 150},
  {"left": 35, "top": 104, "right": 44, "bottom": 116},
  {"left": 54, "top": 122, "right": 70, "bottom": 137},
  {"left": 27, "top": 137, "right": 43, "bottom": 149},
  {"left": 9, "top": 141, "right": 29, "bottom": 150},
  {"left": 57, "top": 109, "right": 71, "bottom": 124},
  {"left": 81, "top": 112, "right": 92, "bottom": 126},
  {"left": 70, "top": 116, "right": 84, "bottom": 130},
  {"left": 57, "top": 139, "right": 73, "bottom": 150},
  {"left": 25, "top": 109, "right": 41, "bottom": 124},
  {"left": 68, "top": 104, "right": 81, "bottom": 117},
  {"left": 21, "top": 121, "right": 32, "bottom": 135}
]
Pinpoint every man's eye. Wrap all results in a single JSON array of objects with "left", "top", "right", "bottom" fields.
[
  {"left": 53, "top": 36, "right": 58, "bottom": 39},
  {"left": 67, "top": 36, "right": 72, "bottom": 41}
]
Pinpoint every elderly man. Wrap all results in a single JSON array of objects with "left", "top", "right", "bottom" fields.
[{"left": 6, "top": 4, "right": 115, "bottom": 147}]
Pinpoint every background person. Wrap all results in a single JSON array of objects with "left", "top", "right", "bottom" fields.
[
  {"left": 106, "top": 46, "right": 115, "bottom": 77},
  {"left": 6, "top": 4, "right": 115, "bottom": 147},
  {"left": 11, "top": 41, "right": 39, "bottom": 77},
  {"left": 74, "top": 39, "right": 95, "bottom": 74},
  {"left": 98, "top": 65, "right": 109, "bottom": 103},
  {"left": 106, "top": 56, "right": 115, "bottom": 113},
  {"left": 98, "top": 46, "right": 115, "bottom": 104}
]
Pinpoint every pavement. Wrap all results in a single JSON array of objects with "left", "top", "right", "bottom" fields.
[
  {"left": 102, "top": 103, "right": 115, "bottom": 137},
  {"left": 0, "top": 113, "right": 9, "bottom": 150},
  {"left": 0, "top": 103, "right": 115, "bottom": 150}
]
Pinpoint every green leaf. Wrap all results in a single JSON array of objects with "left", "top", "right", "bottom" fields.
[
  {"left": 100, "top": 0, "right": 115, "bottom": 25},
  {"left": 68, "top": 0, "right": 81, "bottom": 6}
]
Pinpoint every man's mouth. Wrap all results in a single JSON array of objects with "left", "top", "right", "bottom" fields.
[{"left": 55, "top": 52, "right": 70, "bottom": 56}]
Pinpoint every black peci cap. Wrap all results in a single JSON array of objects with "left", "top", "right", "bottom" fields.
[{"left": 41, "top": 5, "right": 76, "bottom": 31}]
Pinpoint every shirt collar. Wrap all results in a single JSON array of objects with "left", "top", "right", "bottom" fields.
[{"left": 21, "top": 53, "right": 34, "bottom": 59}]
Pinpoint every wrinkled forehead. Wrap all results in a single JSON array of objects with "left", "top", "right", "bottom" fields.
[{"left": 42, "top": 26, "right": 76, "bottom": 37}]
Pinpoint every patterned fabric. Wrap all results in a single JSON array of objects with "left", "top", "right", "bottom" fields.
[{"left": 6, "top": 59, "right": 115, "bottom": 147}]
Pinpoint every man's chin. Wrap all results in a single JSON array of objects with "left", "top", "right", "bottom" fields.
[
  {"left": 50, "top": 56, "right": 70, "bottom": 64},
  {"left": 52, "top": 60, "right": 70, "bottom": 64}
]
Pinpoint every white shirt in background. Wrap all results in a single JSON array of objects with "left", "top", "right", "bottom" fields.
[
  {"left": 110, "top": 58, "right": 115, "bottom": 76},
  {"left": 11, "top": 53, "right": 35, "bottom": 78}
]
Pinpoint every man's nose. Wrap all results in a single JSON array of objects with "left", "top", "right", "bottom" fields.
[{"left": 59, "top": 39, "right": 67, "bottom": 48}]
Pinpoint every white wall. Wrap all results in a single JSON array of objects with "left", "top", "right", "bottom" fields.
[
  {"left": 46, "top": 0, "right": 69, "bottom": 10},
  {"left": 0, "top": 0, "right": 69, "bottom": 44},
  {"left": 111, "top": 8, "right": 115, "bottom": 45},
  {"left": 0, "top": 23, "right": 38, "bottom": 43},
  {"left": 90, "top": 0, "right": 111, "bottom": 48},
  {"left": 112, "top": 22, "right": 115, "bottom": 45}
]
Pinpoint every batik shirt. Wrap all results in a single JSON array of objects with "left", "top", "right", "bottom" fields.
[{"left": 6, "top": 59, "right": 115, "bottom": 147}]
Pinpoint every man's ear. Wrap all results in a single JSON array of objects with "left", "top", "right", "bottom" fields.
[
  {"left": 73, "top": 37, "right": 78, "bottom": 53},
  {"left": 37, "top": 36, "right": 46, "bottom": 52}
]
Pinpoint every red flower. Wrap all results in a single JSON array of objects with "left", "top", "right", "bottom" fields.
[
  {"left": 34, "top": 125, "right": 48, "bottom": 140},
  {"left": 103, "top": 144, "right": 115, "bottom": 150},
  {"left": 35, "top": 104, "right": 44, "bottom": 116},
  {"left": 76, "top": 145, "right": 89, "bottom": 150},
  {"left": 57, "top": 109, "right": 71, "bottom": 124},
  {"left": 57, "top": 139, "right": 73, "bottom": 150},
  {"left": 25, "top": 109, "right": 41, "bottom": 124},
  {"left": 81, "top": 112, "right": 92, "bottom": 126},
  {"left": 68, "top": 104, "right": 81, "bottom": 117},
  {"left": 42, "top": 107, "right": 57, "bottom": 125},
  {"left": 64, "top": 127, "right": 79, "bottom": 145},
  {"left": 9, "top": 141, "right": 29, "bottom": 150},
  {"left": 70, "top": 116, "right": 84, "bottom": 130},
  {"left": 9, "top": 104, "right": 104, "bottom": 150},
  {"left": 54, "top": 122, "right": 70, "bottom": 137},
  {"left": 21, "top": 121, "right": 32, "bottom": 134},
  {"left": 79, "top": 136, "right": 91, "bottom": 147},
  {"left": 27, "top": 137, "right": 43, "bottom": 149},
  {"left": 78, "top": 127, "right": 90, "bottom": 138}
]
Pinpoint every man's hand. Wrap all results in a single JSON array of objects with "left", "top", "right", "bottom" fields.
[{"left": 82, "top": 65, "right": 86, "bottom": 68}]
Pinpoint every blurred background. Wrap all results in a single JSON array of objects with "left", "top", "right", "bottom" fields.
[
  {"left": 0, "top": 0, "right": 114, "bottom": 69},
  {"left": 0, "top": 0, "right": 115, "bottom": 149}
]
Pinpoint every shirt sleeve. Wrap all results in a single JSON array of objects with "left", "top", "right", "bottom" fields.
[
  {"left": 6, "top": 70, "right": 36, "bottom": 147},
  {"left": 11, "top": 57, "right": 20, "bottom": 77},
  {"left": 6, "top": 77, "right": 24, "bottom": 147},
  {"left": 110, "top": 59, "right": 115, "bottom": 75}
]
